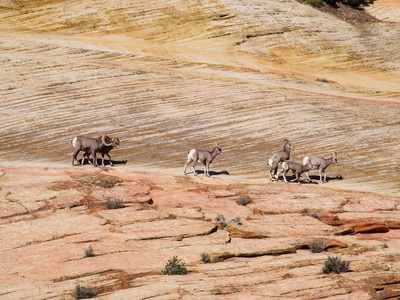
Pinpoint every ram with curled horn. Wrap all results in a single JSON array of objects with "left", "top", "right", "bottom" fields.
[
  {"left": 71, "top": 134, "right": 120, "bottom": 167},
  {"left": 302, "top": 152, "right": 338, "bottom": 184},
  {"left": 184, "top": 143, "right": 222, "bottom": 177}
]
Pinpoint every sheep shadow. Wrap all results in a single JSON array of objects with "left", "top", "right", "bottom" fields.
[
  {"left": 79, "top": 158, "right": 127, "bottom": 166},
  {"left": 186, "top": 170, "right": 230, "bottom": 176},
  {"left": 280, "top": 174, "right": 343, "bottom": 184}
]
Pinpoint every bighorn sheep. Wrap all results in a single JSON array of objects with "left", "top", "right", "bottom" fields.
[
  {"left": 71, "top": 135, "right": 120, "bottom": 167},
  {"left": 184, "top": 144, "right": 222, "bottom": 177},
  {"left": 268, "top": 139, "right": 293, "bottom": 181},
  {"left": 277, "top": 160, "right": 313, "bottom": 184},
  {"left": 302, "top": 152, "right": 337, "bottom": 184}
]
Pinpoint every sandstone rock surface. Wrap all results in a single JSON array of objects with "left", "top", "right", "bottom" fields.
[
  {"left": 1, "top": 0, "right": 400, "bottom": 299},
  {"left": 1, "top": 165, "right": 400, "bottom": 299}
]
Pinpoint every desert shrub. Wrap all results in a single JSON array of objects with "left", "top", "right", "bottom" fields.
[
  {"left": 106, "top": 197, "right": 124, "bottom": 209},
  {"left": 230, "top": 216, "right": 242, "bottom": 225},
  {"left": 75, "top": 285, "right": 97, "bottom": 299},
  {"left": 202, "top": 253, "right": 211, "bottom": 263},
  {"left": 216, "top": 215, "right": 242, "bottom": 227},
  {"left": 161, "top": 256, "right": 188, "bottom": 275},
  {"left": 301, "top": 208, "right": 309, "bottom": 214},
  {"left": 84, "top": 246, "right": 95, "bottom": 258},
  {"left": 310, "top": 239, "right": 328, "bottom": 253},
  {"left": 237, "top": 195, "right": 251, "bottom": 206},
  {"left": 216, "top": 214, "right": 228, "bottom": 227},
  {"left": 322, "top": 256, "right": 350, "bottom": 274}
]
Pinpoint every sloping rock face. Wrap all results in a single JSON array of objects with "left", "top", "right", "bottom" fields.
[
  {"left": 0, "top": 0, "right": 400, "bottom": 195},
  {"left": 1, "top": 165, "right": 400, "bottom": 299},
  {"left": 1, "top": 0, "right": 400, "bottom": 299},
  {"left": 367, "top": 0, "right": 400, "bottom": 22}
]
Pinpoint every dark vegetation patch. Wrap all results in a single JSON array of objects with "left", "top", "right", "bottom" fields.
[
  {"left": 323, "top": 256, "right": 351, "bottom": 274},
  {"left": 75, "top": 285, "right": 97, "bottom": 299},
  {"left": 161, "top": 256, "right": 188, "bottom": 275},
  {"left": 298, "top": 0, "right": 381, "bottom": 23}
]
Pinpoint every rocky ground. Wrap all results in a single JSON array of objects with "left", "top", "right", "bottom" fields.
[
  {"left": 1, "top": 0, "right": 400, "bottom": 299},
  {"left": 1, "top": 163, "right": 400, "bottom": 299}
]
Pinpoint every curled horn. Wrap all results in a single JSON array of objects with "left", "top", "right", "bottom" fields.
[
  {"left": 284, "top": 139, "right": 290, "bottom": 143},
  {"left": 333, "top": 152, "right": 337, "bottom": 158},
  {"left": 101, "top": 135, "right": 112, "bottom": 146}
]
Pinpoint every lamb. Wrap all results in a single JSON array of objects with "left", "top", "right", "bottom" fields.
[
  {"left": 71, "top": 135, "right": 120, "bottom": 167},
  {"left": 277, "top": 160, "right": 313, "bottom": 184},
  {"left": 302, "top": 152, "right": 337, "bottom": 184},
  {"left": 268, "top": 139, "right": 293, "bottom": 181},
  {"left": 184, "top": 144, "right": 222, "bottom": 177}
]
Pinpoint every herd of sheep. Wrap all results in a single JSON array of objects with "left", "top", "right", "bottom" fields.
[{"left": 71, "top": 135, "right": 337, "bottom": 185}]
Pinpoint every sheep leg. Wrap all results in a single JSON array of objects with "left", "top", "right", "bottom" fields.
[
  {"left": 92, "top": 150, "right": 98, "bottom": 167},
  {"left": 72, "top": 149, "right": 80, "bottom": 166},
  {"left": 82, "top": 152, "right": 92, "bottom": 165},
  {"left": 192, "top": 160, "right": 197, "bottom": 176},
  {"left": 323, "top": 171, "right": 327, "bottom": 183},
  {"left": 269, "top": 162, "right": 278, "bottom": 181},
  {"left": 276, "top": 167, "right": 285, "bottom": 181},
  {"left": 205, "top": 162, "right": 210, "bottom": 177},
  {"left": 283, "top": 170, "right": 289, "bottom": 183},
  {"left": 106, "top": 153, "right": 113, "bottom": 166},
  {"left": 183, "top": 159, "right": 192, "bottom": 174},
  {"left": 319, "top": 168, "right": 323, "bottom": 184},
  {"left": 305, "top": 171, "right": 312, "bottom": 182},
  {"left": 275, "top": 165, "right": 281, "bottom": 180},
  {"left": 268, "top": 162, "right": 275, "bottom": 180},
  {"left": 295, "top": 173, "right": 301, "bottom": 185}
]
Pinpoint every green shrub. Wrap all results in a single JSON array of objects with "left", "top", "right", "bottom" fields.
[
  {"left": 75, "top": 285, "right": 97, "bottom": 299},
  {"left": 310, "top": 239, "right": 328, "bottom": 253},
  {"left": 161, "top": 256, "right": 188, "bottom": 275},
  {"left": 106, "top": 197, "right": 124, "bottom": 209},
  {"left": 237, "top": 195, "right": 251, "bottom": 206},
  {"left": 305, "top": 0, "right": 326, "bottom": 6},
  {"left": 322, "top": 256, "right": 350, "bottom": 274},
  {"left": 84, "top": 246, "right": 95, "bottom": 258}
]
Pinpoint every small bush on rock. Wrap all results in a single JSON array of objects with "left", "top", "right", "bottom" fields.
[
  {"left": 202, "top": 253, "right": 211, "bottom": 263},
  {"left": 323, "top": 256, "right": 350, "bottom": 274},
  {"left": 216, "top": 214, "right": 228, "bottom": 227},
  {"left": 161, "top": 256, "right": 188, "bottom": 275},
  {"left": 84, "top": 246, "right": 95, "bottom": 258},
  {"left": 237, "top": 195, "right": 251, "bottom": 206},
  {"left": 310, "top": 239, "right": 328, "bottom": 253},
  {"left": 106, "top": 197, "right": 124, "bottom": 209},
  {"left": 75, "top": 285, "right": 97, "bottom": 299}
]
